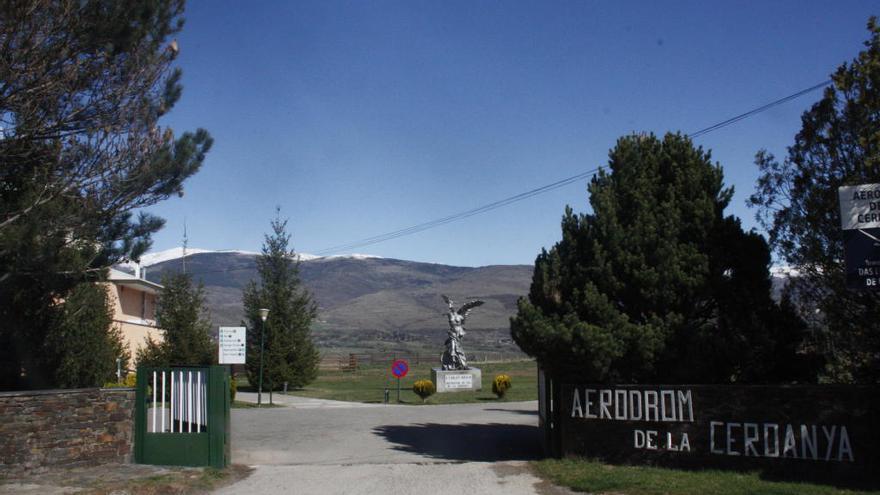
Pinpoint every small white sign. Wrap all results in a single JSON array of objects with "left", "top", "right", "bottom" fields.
[
  {"left": 444, "top": 373, "right": 473, "bottom": 389},
  {"left": 839, "top": 184, "right": 880, "bottom": 230},
  {"left": 219, "top": 326, "right": 246, "bottom": 364}
]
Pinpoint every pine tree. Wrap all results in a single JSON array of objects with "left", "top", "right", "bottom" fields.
[
  {"left": 0, "top": 0, "right": 211, "bottom": 389},
  {"left": 137, "top": 273, "right": 215, "bottom": 367},
  {"left": 243, "top": 212, "right": 319, "bottom": 399},
  {"left": 749, "top": 18, "right": 880, "bottom": 383},
  {"left": 512, "top": 133, "right": 819, "bottom": 384},
  {"left": 47, "top": 282, "right": 129, "bottom": 388}
]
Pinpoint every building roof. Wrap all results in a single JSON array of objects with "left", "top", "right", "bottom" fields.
[{"left": 108, "top": 268, "right": 163, "bottom": 295}]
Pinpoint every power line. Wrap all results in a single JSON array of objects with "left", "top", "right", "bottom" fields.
[
  {"left": 312, "top": 80, "right": 832, "bottom": 255},
  {"left": 687, "top": 80, "right": 831, "bottom": 138}
]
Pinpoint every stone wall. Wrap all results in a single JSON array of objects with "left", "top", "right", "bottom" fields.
[{"left": 0, "top": 388, "right": 135, "bottom": 474}]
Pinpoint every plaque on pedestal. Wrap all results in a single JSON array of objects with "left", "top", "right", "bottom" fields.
[{"left": 432, "top": 367, "right": 482, "bottom": 393}]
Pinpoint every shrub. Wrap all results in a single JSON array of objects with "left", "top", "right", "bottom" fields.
[
  {"left": 412, "top": 379, "right": 436, "bottom": 403},
  {"left": 103, "top": 372, "right": 137, "bottom": 389},
  {"left": 493, "top": 374, "right": 512, "bottom": 399}
]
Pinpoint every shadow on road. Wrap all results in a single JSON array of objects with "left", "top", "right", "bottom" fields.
[
  {"left": 373, "top": 423, "right": 543, "bottom": 462},
  {"left": 482, "top": 408, "right": 537, "bottom": 416}
]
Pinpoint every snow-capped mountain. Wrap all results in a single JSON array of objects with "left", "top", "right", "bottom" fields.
[{"left": 128, "top": 247, "right": 382, "bottom": 267}]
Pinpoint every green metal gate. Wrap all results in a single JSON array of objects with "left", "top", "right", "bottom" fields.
[{"left": 134, "top": 366, "right": 230, "bottom": 468}]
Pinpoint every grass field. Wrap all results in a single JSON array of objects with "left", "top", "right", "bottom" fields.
[
  {"left": 532, "top": 459, "right": 880, "bottom": 495},
  {"left": 278, "top": 359, "right": 537, "bottom": 404}
]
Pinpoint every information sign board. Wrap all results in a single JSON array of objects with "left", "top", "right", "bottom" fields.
[
  {"left": 838, "top": 184, "right": 880, "bottom": 289},
  {"left": 218, "top": 326, "right": 246, "bottom": 364}
]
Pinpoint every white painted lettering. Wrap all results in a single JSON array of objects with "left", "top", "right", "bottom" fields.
[
  {"left": 743, "top": 423, "right": 759, "bottom": 457},
  {"left": 629, "top": 390, "right": 643, "bottom": 421},
  {"left": 660, "top": 390, "right": 676, "bottom": 421},
  {"left": 585, "top": 389, "right": 597, "bottom": 419},
  {"left": 570, "top": 388, "right": 583, "bottom": 418},
  {"left": 822, "top": 425, "right": 837, "bottom": 461},
  {"left": 801, "top": 425, "right": 818, "bottom": 460},
  {"left": 710, "top": 421, "right": 724, "bottom": 454},
  {"left": 764, "top": 423, "right": 779, "bottom": 457},
  {"left": 680, "top": 433, "right": 691, "bottom": 452},
  {"left": 726, "top": 423, "right": 741, "bottom": 455},
  {"left": 677, "top": 390, "right": 694, "bottom": 422},
  {"left": 839, "top": 426, "right": 854, "bottom": 462},
  {"left": 646, "top": 430, "right": 658, "bottom": 450},
  {"left": 783, "top": 425, "right": 798, "bottom": 458},
  {"left": 645, "top": 391, "right": 659, "bottom": 421},
  {"left": 614, "top": 389, "right": 627, "bottom": 420},
  {"left": 599, "top": 390, "right": 612, "bottom": 419},
  {"left": 666, "top": 432, "right": 679, "bottom": 451},
  {"left": 634, "top": 429, "right": 645, "bottom": 448}
]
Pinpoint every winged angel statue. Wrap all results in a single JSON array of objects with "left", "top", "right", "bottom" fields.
[{"left": 441, "top": 295, "right": 484, "bottom": 370}]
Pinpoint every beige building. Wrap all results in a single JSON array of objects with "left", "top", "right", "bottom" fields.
[{"left": 107, "top": 267, "right": 164, "bottom": 360}]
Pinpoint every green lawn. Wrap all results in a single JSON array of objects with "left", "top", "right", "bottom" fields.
[
  {"left": 280, "top": 359, "right": 537, "bottom": 404},
  {"left": 532, "top": 459, "right": 879, "bottom": 495}
]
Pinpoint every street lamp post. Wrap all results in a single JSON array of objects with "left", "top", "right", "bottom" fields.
[{"left": 257, "top": 308, "right": 269, "bottom": 407}]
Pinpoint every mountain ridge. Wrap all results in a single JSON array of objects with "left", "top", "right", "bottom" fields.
[{"left": 141, "top": 250, "right": 534, "bottom": 353}]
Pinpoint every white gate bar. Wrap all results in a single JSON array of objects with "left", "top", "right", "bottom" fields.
[
  {"left": 203, "top": 375, "right": 208, "bottom": 429},
  {"left": 196, "top": 371, "right": 201, "bottom": 429},
  {"left": 170, "top": 371, "right": 175, "bottom": 433},
  {"left": 178, "top": 371, "right": 184, "bottom": 433},
  {"left": 161, "top": 371, "right": 166, "bottom": 433},
  {"left": 187, "top": 371, "right": 192, "bottom": 433},
  {"left": 152, "top": 371, "right": 157, "bottom": 433}
]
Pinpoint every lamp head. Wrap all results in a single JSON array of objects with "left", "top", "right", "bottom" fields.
[{"left": 258, "top": 308, "right": 270, "bottom": 322}]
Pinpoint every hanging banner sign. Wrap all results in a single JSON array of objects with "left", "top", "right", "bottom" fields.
[
  {"left": 838, "top": 184, "right": 880, "bottom": 289},
  {"left": 219, "top": 326, "right": 246, "bottom": 364}
]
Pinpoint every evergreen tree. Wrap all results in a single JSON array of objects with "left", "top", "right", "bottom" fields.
[
  {"left": 47, "top": 282, "right": 129, "bottom": 388},
  {"left": 243, "top": 213, "right": 319, "bottom": 398},
  {"left": 0, "top": 0, "right": 211, "bottom": 389},
  {"left": 749, "top": 18, "right": 880, "bottom": 383},
  {"left": 137, "top": 273, "right": 215, "bottom": 367},
  {"left": 512, "top": 133, "right": 818, "bottom": 384}
]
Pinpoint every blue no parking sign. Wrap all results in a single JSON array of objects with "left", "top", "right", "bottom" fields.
[{"left": 391, "top": 359, "right": 409, "bottom": 378}]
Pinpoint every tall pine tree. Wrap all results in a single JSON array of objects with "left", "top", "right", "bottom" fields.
[
  {"left": 137, "top": 272, "right": 215, "bottom": 367},
  {"left": 512, "top": 133, "right": 819, "bottom": 384},
  {"left": 0, "top": 0, "right": 211, "bottom": 389},
  {"left": 47, "top": 281, "right": 128, "bottom": 388},
  {"left": 243, "top": 212, "right": 319, "bottom": 399}
]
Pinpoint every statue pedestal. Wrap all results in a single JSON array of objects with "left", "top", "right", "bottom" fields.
[{"left": 431, "top": 367, "right": 482, "bottom": 393}]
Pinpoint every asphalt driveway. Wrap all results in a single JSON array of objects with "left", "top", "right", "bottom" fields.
[{"left": 216, "top": 393, "right": 565, "bottom": 494}]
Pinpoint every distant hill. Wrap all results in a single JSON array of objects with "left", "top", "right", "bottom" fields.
[
  {"left": 139, "top": 251, "right": 534, "bottom": 353},
  {"left": 134, "top": 249, "right": 795, "bottom": 354}
]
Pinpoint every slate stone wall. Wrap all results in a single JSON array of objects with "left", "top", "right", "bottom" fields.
[{"left": 0, "top": 388, "right": 135, "bottom": 474}]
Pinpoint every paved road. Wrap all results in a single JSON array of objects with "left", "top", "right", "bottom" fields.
[{"left": 217, "top": 393, "right": 566, "bottom": 494}]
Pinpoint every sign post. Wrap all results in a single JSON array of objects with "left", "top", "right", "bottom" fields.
[
  {"left": 391, "top": 359, "right": 409, "bottom": 403},
  {"left": 218, "top": 327, "right": 246, "bottom": 365},
  {"left": 838, "top": 184, "right": 880, "bottom": 289}
]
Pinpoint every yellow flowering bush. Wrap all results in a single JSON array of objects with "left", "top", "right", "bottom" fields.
[
  {"left": 492, "top": 374, "right": 512, "bottom": 399},
  {"left": 412, "top": 379, "right": 436, "bottom": 403}
]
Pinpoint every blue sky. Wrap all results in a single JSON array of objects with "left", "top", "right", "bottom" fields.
[{"left": 146, "top": 1, "right": 878, "bottom": 267}]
